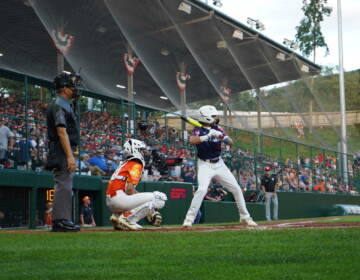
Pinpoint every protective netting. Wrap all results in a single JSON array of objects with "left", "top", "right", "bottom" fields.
[
  {"left": 104, "top": 0, "right": 359, "bottom": 154},
  {"left": 0, "top": 0, "right": 359, "bottom": 155}
]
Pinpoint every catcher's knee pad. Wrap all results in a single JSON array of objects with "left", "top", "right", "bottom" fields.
[
  {"left": 153, "top": 191, "right": 167, "bottom": 209},
  {"left": 153, "top": 191, "right": 167, "bottom": 201}
]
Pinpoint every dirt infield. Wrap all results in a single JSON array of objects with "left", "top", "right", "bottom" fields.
[{"left": 2, "top": 218, "right": 360, "bottom": 234}]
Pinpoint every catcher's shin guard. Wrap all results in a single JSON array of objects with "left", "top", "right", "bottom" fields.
[{"left": 126, "top": 202, "right": 153, "bottom": 225}]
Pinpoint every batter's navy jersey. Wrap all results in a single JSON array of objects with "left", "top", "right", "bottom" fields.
[{"left": 192, "top": 126, "right": 226, "bottom": 160}]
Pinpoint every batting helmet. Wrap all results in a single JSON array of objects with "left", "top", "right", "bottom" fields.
[{"left": 198, "top": 105, "right": 218, "bottom": 124}]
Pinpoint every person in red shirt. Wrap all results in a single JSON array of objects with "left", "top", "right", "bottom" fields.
[{"left": 106, "top": 139, "right": 167, "bottom": 230}]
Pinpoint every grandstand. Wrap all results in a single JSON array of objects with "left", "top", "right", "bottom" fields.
[{"left": 0, "top": 0, "right": 359, "bottom": 229}]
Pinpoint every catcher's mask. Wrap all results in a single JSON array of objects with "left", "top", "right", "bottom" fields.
[
  {"left": 54, "top": 71, "right": 82, "bottom": 98},
  {"left": 123, "top": 138, "right": 146, "bottom": 166}
]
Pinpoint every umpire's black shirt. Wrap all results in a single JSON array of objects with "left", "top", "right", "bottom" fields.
[
  {"left": 45, "top": 96, "right": 79, "bottom": 170},
  {"left": 261, "top": 174, "right": 277, "bottom": 192}
]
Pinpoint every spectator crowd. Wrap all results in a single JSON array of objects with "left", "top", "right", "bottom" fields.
[{"left": 0, "top": 93, "right": 359, "bottom": 196}]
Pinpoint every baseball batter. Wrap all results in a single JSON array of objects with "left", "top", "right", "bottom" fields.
[
  {"left": 106, "top": 139, "right": 167, "bottom": 230},
  {"left": 183, "top": 105, "right": 257, "bottom": 227}
]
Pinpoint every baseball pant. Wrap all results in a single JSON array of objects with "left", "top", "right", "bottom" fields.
[
  {"left": 265, "top": 192, "right": 278, "bottom": 221},
  {"left": 106, "top": 190, "right": 155, "bottom": 213},
  {"left": 52, "top": 169, "right": 74, "bottom": 221},
  {"left": 184, "top": 159, "right": 251, "bottom": 223}
]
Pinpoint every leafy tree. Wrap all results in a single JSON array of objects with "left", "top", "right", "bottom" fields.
[{"left": 295, "top": 0, "right": 332, "bottom": 63}]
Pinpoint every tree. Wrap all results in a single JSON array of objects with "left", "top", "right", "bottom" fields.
[{"left": 295, "top": 0, "right": 332, "bottom": 63}]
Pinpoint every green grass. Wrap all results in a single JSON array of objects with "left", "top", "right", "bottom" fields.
[
  {"left": 317, "top": 215, "right": 360, "bottom": 223},
  {"left": 1, "top": 224, "right": 360, "bottom": 280}
]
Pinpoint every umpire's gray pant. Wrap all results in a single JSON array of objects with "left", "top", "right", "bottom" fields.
[
  {"left": 52, "top": 170, "right": 74, "bottom": 221},
  {"left": 265, "top": 192, "right": 278, "bottom": 221}
]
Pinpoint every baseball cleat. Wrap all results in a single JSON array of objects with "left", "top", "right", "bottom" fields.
[
  {"left": 182, "top": 219, "right": 193, "bottom": 228},
  {"left": 240, "top": 218, "right": 258, "bottom": 227},
  {"left": 117, "top": 215, "right": 140, "bottom": 231},
  {"left": 110, "top": 214, "right": 126, "bottom": 231},
  {"left": 51, "top": 219, "right": 80, "bottom": 232}
]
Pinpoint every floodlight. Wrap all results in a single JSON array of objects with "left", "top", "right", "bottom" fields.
[
  {"left": 160, "top": 96, "right": 168, "bottom": 100},
  {"left": 116, "top": 84, "right": 126, "bottom": 89},
  {"left": 232, "top": 30, "right": 244, "bottom": 40},
  {"left": 301, "top": 65, "right": 309, "bottom": 73},
  {"left": 178, "top": 2, "right": 191, "bottom": 14},
  {"left": 276, "top": 52, "right": 286, "bottom": 61},
  {"left": 216, "top": 41, "right": 227, "bottom": 49},
  {"left": 160, "top": 48, "right": 170, "bottom": 56}
]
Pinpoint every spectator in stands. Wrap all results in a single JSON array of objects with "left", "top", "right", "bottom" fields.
[
  {"left": 79, "top": 196, "right": 96, "bottom": 227},
  {"left": 204, "top": 186, "right": 221, "bottom": 202},
  {"left": 204, "top": 181, "right": 228, "bottom": 202},
  {"left": 76, "top": 153, "right": 91, "bottom": 175},
  {"left": 88, "top": 149, "right": 109, "bottom": 175},
  {"left": 313, "top": 179, "right": 326, "bottom": 192},
  {"left": 181, "top": 163, "right": 196, "bottom": 184},
  {"left": 0, "top": 117, "right": 14, "bottom": 165},
  {"left": 82, "top": 153, "right": 105, "bottom": 176},
  {"left": 299, "top": 170, "right": 310, "bottom": 191},
  {"left": 15, "top": 134, "right": 37, "bottom": 170}
]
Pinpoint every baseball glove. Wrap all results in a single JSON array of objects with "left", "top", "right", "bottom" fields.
[{"left": 147, "top": 211, "right": 162, "bottom": 227}]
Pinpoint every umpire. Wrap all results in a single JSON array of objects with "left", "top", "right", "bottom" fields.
[
  {"left": 45, "top": 72, "right": 81, "bottom": 232},
  {"left": 260, "top": 166, "right": 279, "bottom": 221}
]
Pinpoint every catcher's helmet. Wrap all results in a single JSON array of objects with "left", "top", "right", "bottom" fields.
[{"left": 123, "top": 138, "right": 146, "bottom": 166}]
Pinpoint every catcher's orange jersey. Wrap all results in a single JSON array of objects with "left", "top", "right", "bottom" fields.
[{"left": 107, "top": 160, "right": 143, "bottom": 197}]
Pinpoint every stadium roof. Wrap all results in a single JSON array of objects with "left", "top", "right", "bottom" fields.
[{"left": 0, "top": 0, "right": 320, "bottom": 110}]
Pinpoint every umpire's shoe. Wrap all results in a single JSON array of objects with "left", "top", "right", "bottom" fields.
[{"left": 52, "top": 219, "right": 80, "bottom": 232}]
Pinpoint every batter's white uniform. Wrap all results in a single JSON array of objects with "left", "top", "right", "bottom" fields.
[
  {"left": 183, "top": 125, "right": 254, "bottom": 225},
  {"left": 184, "top": 158, "right": 251, "bottom": 223}
]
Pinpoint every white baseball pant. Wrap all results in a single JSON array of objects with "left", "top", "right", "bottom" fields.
[
  {"left": 184, "top": 158, "right": 251, "bottom": 223},
  {"left": 106, "top": 190, "right": 155, "bottom": 213}
]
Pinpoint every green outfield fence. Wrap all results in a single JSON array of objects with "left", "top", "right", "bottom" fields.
[{"left": 1, "top": 168, "right": 360, "bottom": 229}]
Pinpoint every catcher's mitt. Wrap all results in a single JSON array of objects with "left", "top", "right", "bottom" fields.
[{"left": 147, "top": 211, "right": 162, "bottom": 227}]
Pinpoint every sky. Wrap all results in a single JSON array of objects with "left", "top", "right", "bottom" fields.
[{"left": 205, "top": 0, "right": 360, "bottom": 71}]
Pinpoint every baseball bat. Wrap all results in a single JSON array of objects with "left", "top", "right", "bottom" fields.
[
  {"left": 171, "top": 112, "right": 222, "bottom": 131},
  {"left": 180, "top": 115, "right": 205, "bottom": 129}
]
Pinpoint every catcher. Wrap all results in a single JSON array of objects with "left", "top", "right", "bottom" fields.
[{"left": 106, "top": 139, "right": 167, "bottom": 230}]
